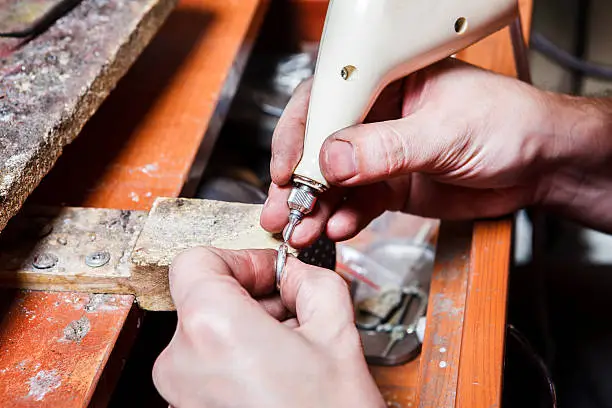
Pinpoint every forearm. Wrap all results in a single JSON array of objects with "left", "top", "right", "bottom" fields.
[{"left": 536, "top": 93, "right": 612, "bottom": 231}]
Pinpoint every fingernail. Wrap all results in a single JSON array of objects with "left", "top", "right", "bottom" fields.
[{"left": 324, "top": 140, "right": 356, "bottom": 182}]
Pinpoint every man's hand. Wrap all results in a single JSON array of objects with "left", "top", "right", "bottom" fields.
[
  {"left": 152, "top": 247, "right": 384, "bottom": 408},
  {"left": 261, "top": 58, "right": 612, "bottom": 245}
]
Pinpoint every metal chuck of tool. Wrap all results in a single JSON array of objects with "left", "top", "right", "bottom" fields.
[{"left": 275, "top": 181, "right": 322, "bottom": 289}]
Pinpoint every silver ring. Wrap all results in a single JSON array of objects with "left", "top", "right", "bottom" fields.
[{"left": 275, "top": 244, "right": 288, "bottom": 290}]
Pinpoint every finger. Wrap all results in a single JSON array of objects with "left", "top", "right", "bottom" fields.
[
  {"left": 169, "top": 248, "right": 291, "bottom": 347},
  {"left": 325, "top": 185, "right": 394, "bottom": 241},
  {"left": 152, "top": 349, "right": 179, "bottom": 407},
  {"left": 279, "top": 256, "right": 355, "bottom": 344},
  {"left": 261, "top": 183, "right": 345, "bottom": 248},
  {"left": 319, "top": 111, "right": 464, "bottom": 186},
  {"left": 257, "top": 295, "right": 291, "bottom": 321},
  {"left": 170, "top": 247, "right": 278, "bottom": 308},
  {"left": 260, "top": 183, "right": 290, "bottom": 233},
  {"left": 271, "top": 78, "right": 313, "bottom": 185},
  {"left": 405, "top": 174, "right": 534, "bottom": 219}
]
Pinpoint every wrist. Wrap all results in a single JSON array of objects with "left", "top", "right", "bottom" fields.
[
  {"left": 540, "top": 92, "right": 612, "bottom": 166},
  {"left": 535, "top": 92, "right": 612, "bottom": 219}
]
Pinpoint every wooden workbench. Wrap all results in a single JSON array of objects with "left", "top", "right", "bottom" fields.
[
  {"left": 0, "top": 0, "right": 532, "bottom": 406},
  {"left": 0, "top": 0, "right": 267, "bottom": 405}
]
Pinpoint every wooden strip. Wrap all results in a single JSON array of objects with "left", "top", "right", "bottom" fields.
[
  {"left": 417, "top": 223, "right": 473, "bottom": 407},
  {"left": 0, "top": 0, "right": 177, "bottom": 233},
  {"left": 456, "top": 219, "right": 512, "bottom": 408},
  {"left": 0, "top": 0, "right": 267, "bottom": 405}
]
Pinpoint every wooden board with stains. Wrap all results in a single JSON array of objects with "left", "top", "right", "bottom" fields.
[
  {"left": 0, "top": 0, "right": 268, "bottom": 405},
  {"left": 0, "top": 0, "right": 178, "bottom": 233},
  {"left": 0, "top": 199, "right": 296, "bottom": 311},
  {"left": 0, "top": 291, "right": 133, "bottom": 407}
]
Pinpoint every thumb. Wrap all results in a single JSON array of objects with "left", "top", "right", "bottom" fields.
[
  {"left": 319, "top": 113, "right": 464, "bottom": 186},
  {"left": 280, "top": 257, "right": 355, "bottom": 345}
]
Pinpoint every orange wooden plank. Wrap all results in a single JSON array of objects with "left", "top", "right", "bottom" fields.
[
  {"left": 0, "top": 0, "right": 267, "bottom": 406},
  {"left": 369, "top": 357, "right": 420, "bottom": 406},
  {"left": 416, "top": 223, "right": 473, "bottom": 407},
  {"left": 456, "top": 219, "right": 513, "bottom": 408},
  {"left": 0, "top": 291, "right": 133, "bottom": 407}
]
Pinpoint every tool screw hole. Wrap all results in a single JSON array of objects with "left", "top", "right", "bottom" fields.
[
  {"left": 454, "top": 17, "right": 468, "bottom": 34},
  {"left": 341, "top": 65, "right": 357, "bottom": 80}
]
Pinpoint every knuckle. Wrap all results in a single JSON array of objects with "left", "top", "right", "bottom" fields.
[
  {"left": 316, "top": 271, "right": 350, "bottom": 296},
  {"left": 377, "top": 123, "right": 410, "bottom": 175},
  {"left": 171, "top": 247, "right": 209, "bottom": 273},
  {"left": 179, "top": 293, "right": 233, "bottom": 344},
  {"left": 180, "top": 306, "right": 216, "bottom": 342},
  {"left": 151, "top": 353, "right": 166, "bottom": 387},
  {"left": 152, "top": 350, "right": 173, "bottom": 400}
]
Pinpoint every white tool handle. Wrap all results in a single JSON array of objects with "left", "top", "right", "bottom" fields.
[{"left": 294, "top": 0, "right": 518, "bottom": 188}]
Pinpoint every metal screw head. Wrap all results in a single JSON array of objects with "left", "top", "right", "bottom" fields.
[
  {"left": 341, "top": 67, "right": 349, "bottom": 80},
  {"left": 340, "top": 65, "right": 356, "bottom": 80},
  {"left": 85, "top": 251, "right": 110, "bottom": 268},
  {"left": 33, "top": 253, "right": 58, "bottom": 269}
]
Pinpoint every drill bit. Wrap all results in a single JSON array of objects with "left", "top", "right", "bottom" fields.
[{"left": 283, "top": 210, "right": 302, "bottom": 243}]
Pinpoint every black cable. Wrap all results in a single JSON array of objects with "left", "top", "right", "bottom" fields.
[
  {"left": 531, "top": 31, "right": 612, "bottom": 80},
  {"left": 0, "top": 0, "right": 83, "bottom": 39},
  {"left": 507, "top": 324, "right": 558, "bottom": 408},
  {"left": 572, "top": 0, "right": 591, "bottom": 94}
]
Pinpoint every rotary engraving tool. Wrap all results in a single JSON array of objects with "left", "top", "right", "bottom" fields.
[{"left": 277, "top": 0, "right": 521, "bottom": 279}]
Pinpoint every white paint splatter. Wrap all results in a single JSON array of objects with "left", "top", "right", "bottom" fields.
[
  {"left": 130, "top": 192, "right": 140, "bottom": 202},
  {"left": 27, "top": 370, "right": 61, "bottom": 401},
  {"left": 439, "top": 347, "right": 447, "bottom": 353},
  {"left": 61, "top": 316, "right": 90, "bottom": 342},
  {"left": 84, "top": 294, "right": 119, "bottom": 312},
  {"left": 140, "top": 163, "right": 159, "bottom": 176},
  {"left": 439, "top": 361, "right": 447, "bottom": 368}
]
